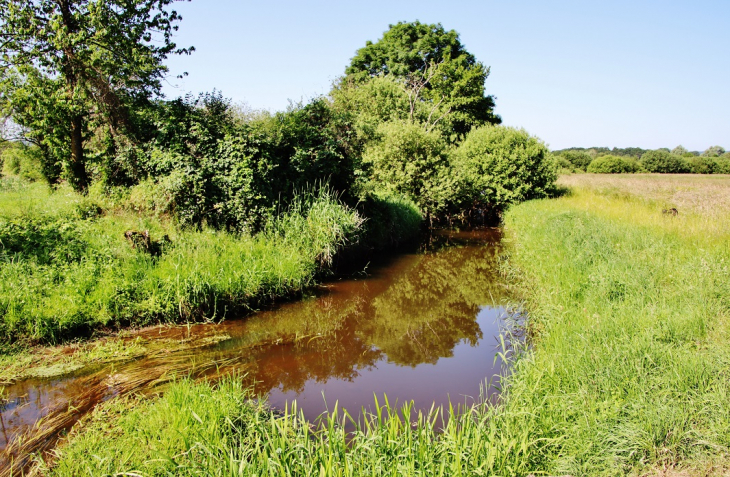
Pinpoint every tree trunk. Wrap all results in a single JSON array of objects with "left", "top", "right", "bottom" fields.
[{"left": 69, "top": 114, "right": 88, "bottom": 192}]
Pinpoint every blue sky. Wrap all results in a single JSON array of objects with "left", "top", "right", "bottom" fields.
[{"left": 161, "top": 0, "right": 729, "bottom": 151}]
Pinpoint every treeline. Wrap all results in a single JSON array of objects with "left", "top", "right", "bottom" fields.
[
  {"left": 1, "top": 20, "right": 557, "bottom": 230},
  {"left": 555, "top": 145, "right": 730, "bottom": 174}
]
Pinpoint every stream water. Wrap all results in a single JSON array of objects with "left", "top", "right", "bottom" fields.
[{"left": 0, "top": 228, "right": 514, "bottom": 470}]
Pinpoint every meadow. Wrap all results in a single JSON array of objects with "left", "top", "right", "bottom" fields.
[{"left": 26, "top": 174, "right": 729, "bottom": 476}]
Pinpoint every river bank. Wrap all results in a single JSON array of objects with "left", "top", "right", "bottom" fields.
[{"left": 5, "top": 175, "right": 730, "bottom": 476}]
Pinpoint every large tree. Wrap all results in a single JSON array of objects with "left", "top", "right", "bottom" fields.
[
  {"left": 0, "top": 0, "right": 192, "bottom": 191},
  {"left": 344, "top": 21, "right": 501, "bottom": 136}
]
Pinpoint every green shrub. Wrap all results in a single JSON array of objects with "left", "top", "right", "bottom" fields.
[
  {"left": 133, "top": 95, "right": 360, "bottom": 232},
  {"left": 586, "top": 155, "right": 640, "bottom": 173},
  {"left": 356, "top": 191, "right": 422, "bottom": 249},
  {"left": 640, "top": 150, "right": 689, "bottom": 173},
  {"left": 450, "top": 125, "right": 557, "bottom": 212},
  {"left": 686, "top": 156, "right": 717, "bottom": 174},
  {"left": 714, "top": 157, "right": 730, "bottom": 174},
  {"left": 559, "top": 150, "right": 592, "bottom": 171},
  {"left": 362, "top": 120, "right": 451, "bottom": 218}
]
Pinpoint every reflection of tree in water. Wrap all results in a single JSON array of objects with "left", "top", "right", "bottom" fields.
[
  {"left": 211, "top": 231, "right": 506, "bottom": 393},
  {"left": 364, "top": 240, "right": 506, "bottom": 366}
]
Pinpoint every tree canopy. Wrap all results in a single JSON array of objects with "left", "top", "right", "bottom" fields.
[
  {"left": 0, "top": 0, "right": 193, "bottom": 191},
  {"left": 343, "top": 21, "right": 500, "bottom": 137}
]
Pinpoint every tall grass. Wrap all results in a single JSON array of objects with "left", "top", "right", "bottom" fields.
[{"left": 0, "top": 181, "right": 364, "bottom": 345}]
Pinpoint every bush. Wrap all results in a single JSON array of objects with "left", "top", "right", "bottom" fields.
[
  {"left": 559, "top": 150, "right": 593, "bottom": 171},
  {"left": 355, "top": 191, "right": 422, "bottom": 250},
  {"left": 362, "top": 120, "right": 451, "bottom": 218},
  {"left": 686, "top": 156, "right": 717, "bottom": 174},
  {"left": 640, "top": 150, "right": 689, "bottom": 173},
  {"left": 129, "top": 95, "right": 360, "bottom": 232},
  {"left": 450, "top": 125, "right": 557, "bottom": 212},
  {"left": 714, "top": 157, "right": 730, "bottom": 174},
  {"left": 587, "top": 155, "right": 641, "bottom": 173}
]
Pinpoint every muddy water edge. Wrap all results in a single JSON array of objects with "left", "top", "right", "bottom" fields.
[{"left": 0, "top": 228, "right": 516, "bottom": 473}]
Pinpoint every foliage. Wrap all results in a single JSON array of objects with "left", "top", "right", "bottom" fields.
[
  {"left": 554, "top": 146, "right": 648, "bottom": 159},
  {"left": 558, "top": 150, "right": 593, "bottom": 171},
  {"left": 555, "top": 156, "right": 577, "bottom": 173},
  {"left": 715, "top": 157, "right": 730, "bottom": 174},
  {"left": 362, "top": 120, "right": 451, "bottom": 218},
  {"left": 671, "top": 145, "right": 689, "bottom": 156},
  {"left": 450, "top": 125, "right": 557, "bottom": 213},
  {"left": 586, "top": 155, "right": 641, "bottom": 173},
  {"left": 0, "top": 0, "right": 192, "bottom": 191},
  {"left": 686, "top": 156, "right": 718, "bottom": 174},
  {"left": 355, "top": 191, "right": 422, "bottom": 250},
  {"left": 0, "top": 142, "right": 45, "bottom": 181},
  {"left": 640, "top": 150, "right": 689, "bottom": 173},
  {"left": 344, "top": 21, "right": 500, "bottom": 137},
  {"left": 702, "top": 145, "right": 726, "bottom": 157},
  {"left": 127, "top": 94, "right": 360, "bottom": 231}
]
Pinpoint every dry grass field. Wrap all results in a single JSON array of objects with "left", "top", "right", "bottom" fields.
[{"left": 558, "top": 173, "right": 730, "bottom": 217}]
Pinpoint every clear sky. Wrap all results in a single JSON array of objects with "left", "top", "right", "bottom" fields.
[{"left": 161, "top": 0, "right": 729, "bottom": 151}]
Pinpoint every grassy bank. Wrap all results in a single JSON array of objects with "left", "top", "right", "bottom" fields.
[{"left": 0, "top": 179, "right": 370, "bottom": 346}]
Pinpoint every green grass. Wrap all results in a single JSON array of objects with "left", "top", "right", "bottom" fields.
[
  {"left": 22, "top": 178, "right": 730, "bottom": 475},
  {"left": 0, "top": 180, "right": 364, "bottom": 345}
]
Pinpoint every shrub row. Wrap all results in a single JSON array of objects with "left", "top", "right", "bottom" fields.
[{"left": 558, "top": 148, "right": 730, "bottom": 174}]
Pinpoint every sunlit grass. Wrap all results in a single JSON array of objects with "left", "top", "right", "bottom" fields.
[
  {"left": 0, "top": 181, "right": 364, "bottom": 345},
  {"left": 18, "top": 175, "right": 730, "bottom": 476}
]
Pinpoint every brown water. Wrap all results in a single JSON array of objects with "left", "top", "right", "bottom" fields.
[{"left": 0, "top": 228, "right": 514, "bottom": 470}]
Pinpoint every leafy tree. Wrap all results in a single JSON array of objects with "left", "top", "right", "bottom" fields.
[
  {"left": 344, "top": 21, "right": 500, "bottom": 137},
  {"left": 362, "top": 120, "right": 451, "bottom": 220},
  {"left": 702, "top": 145, "right": 726, "bottom": 157},
  {"left": 0, "top": 0, "right": 193, "bottom": 191},
  {"left": 686, "top": 156, "right": 717, "bottom": 174},
  {"left": 671, "top": 145, "right": 689, "bottom": 156}
]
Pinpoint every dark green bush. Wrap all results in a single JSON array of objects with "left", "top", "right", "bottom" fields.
[
  {"left": 126, "top": 95, "right": 360, "bottom": 232},
  {"left": 640, "top": 150, "right": 689, "bottom": 173},
  {"left": 714, "top": 158, "right": 730, "bottom": 174},
  {"left": 587, "top": 155, "right": 641, "bottom": 173},
  {"left": 686, "top": 156, "right": 717, "bottom": 174},
  {"left": 450, "top": 125, "right": 557, "bottom": 212},
  {"left": 555, "top": 156, "right": 576, "bottom": 173}
]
